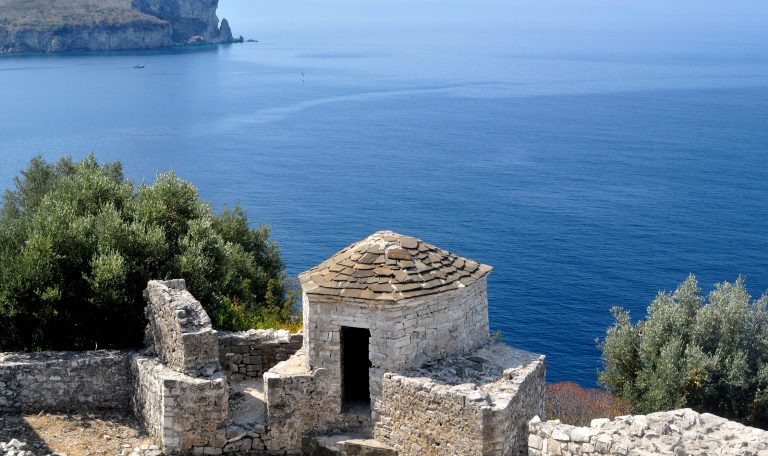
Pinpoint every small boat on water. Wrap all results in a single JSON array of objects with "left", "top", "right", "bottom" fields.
[{"left": 134, "top": 64, "right": 145, "bottom": 69}]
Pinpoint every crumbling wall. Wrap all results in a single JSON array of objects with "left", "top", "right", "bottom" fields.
[
  {"left": 132, "top": 356, "right": 228, "bottom": 453},
  {"left": 528, "top": 408, "right": 768, "bottom": 456},
  {"left": 375, "top": 373, "right": 487, "bottom": 455},
  {"left": 373, "top": 345, "right": 545, "bottom": 456},
  {"left": 484, "top": 357, "right": 546, "bottom": 455},
  {"left": 263, "top": 352, "right": 369, "bottom": 452},
  {"left": 0, "top": 351, "right": 134, "bottom": 413},
  {"left": 135, "top": 279, "right": 233, "bottom": 454},
  {"left": 144, "top": 279, "right": 219, "bottom": 376},
  {"left": 217, "top": 329, "right": 303, "bottom": 380}
]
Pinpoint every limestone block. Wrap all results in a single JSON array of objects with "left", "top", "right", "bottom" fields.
[
  {"left": 132, "top": 356, "right": 228, "bottom": 454},
  {"left": 143, "top": 280, "right": 219, "bottom": 377},
  {"left": 528, "top": 408, "right": 768, "bottom": 456}
]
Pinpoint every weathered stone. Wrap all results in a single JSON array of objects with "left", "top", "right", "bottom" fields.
[
  {"left": 0, "top": 351, "right": 134, "bottom": 413},
  {"left": 216, "top": 330, "right": 302, "bottom": 380},
  {"left": 132, "top": 354, "right": 228, "bottom": 454},
  {"left": 298, "top": 231, "right": 492, "bottom": 302},
  {"left": 143, "top": 280, "right": 219, "bottom": 377},
  {"left": 529, "top": 409, "right": 768, "bottom": 456}
]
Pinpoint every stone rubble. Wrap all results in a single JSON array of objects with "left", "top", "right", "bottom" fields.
[
  {"left": 528, "top": 408, "right": 768, "bottom": 456},
  {"left": 0, "top": 440, "right": 164, "bottom": 456},
  {"left": 0, "top": 439, "right": 33, "bottom": 456}
]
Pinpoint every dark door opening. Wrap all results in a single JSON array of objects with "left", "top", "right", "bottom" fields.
[{"left": 341, "top": 326, "right": 371, "bottom": 414}]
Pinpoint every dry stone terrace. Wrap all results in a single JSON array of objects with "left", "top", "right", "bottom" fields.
[{"left": 300, "top": 230, "right": 492, "bottom": 301}]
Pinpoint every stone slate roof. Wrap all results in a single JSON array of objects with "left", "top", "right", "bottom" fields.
[{"left": 299, "top": 231, "right": 492, "bottom": 302}]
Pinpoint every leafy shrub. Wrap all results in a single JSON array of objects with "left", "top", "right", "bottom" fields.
[
  {"left": 598, "top": 275, "right": 768, "bottom": 428},
  {"left": 546, "top": 382, "right": 632, "bottom": 426},
  {"left": 0, "top": 155, "right": 297, "bottom": 351}
]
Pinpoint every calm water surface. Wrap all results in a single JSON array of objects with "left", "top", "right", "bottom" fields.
[{"left": 1, "top": 22, "right": 767, "bottom": 385}]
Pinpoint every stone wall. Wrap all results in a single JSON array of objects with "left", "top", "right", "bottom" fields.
[
  {"left": 0, "top": 351, "right": 134, "bottom": 413},
  {"left": 373, "top": 343, "right": 545, "bottom": 456},
  {"left": 217, "top": 329, "right": 303, "bottom": 380},
  {"left": 303, "top": 279, "right": 489, "bottom": 401},
  {"left": 132, "top": 356, "right": 228, "bottom": 454},
  {"left": 263, "top": 352, "right": 369, "bottom": 452},
  {"left": 376, "top": 373, "right": 487, "bottom": 455},
  {"left": 144, "top": 279, "right": 219, "bottom": 376},
  {"left": 528, "top": 408, "right": 768, "bottom": 456},
  {"left": 484, "top": 355, "right": 546, "bottom": 455}
]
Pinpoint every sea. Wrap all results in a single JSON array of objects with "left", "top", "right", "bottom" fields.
[{"left": 1, "top": 17, "right": 767, "bottom": 386}]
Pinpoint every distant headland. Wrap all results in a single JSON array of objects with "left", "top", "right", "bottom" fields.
[{"left": 0, "top": 0, "right": 243, "bottom": 54}]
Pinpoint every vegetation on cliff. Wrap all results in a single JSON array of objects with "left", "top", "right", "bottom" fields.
[
  {"left": 0, "top": 0, "right": 236, "bottom": 53},
  {"left": 0, "top": 155, "right": 296, "bottom": 352},
  {"left": 599, "top": 275, "right": 768, "bottom": 428},
  {"left": 0, "top": 0, "right": 164, "bottom": 29},
  {"left": 546, "top": 381, "right": 632, "bottom": 426}
]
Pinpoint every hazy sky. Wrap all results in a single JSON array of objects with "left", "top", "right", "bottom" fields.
[{"left": 219, "top": 0, "right": 768, "bottom": 36}]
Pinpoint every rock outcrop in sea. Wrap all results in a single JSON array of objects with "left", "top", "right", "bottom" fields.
[{"left": 0, "top": 0, "right": 242, "bottom": 54}]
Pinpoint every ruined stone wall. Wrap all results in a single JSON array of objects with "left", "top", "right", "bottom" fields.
[
  {"left": 484, "top": 357, "right": 546, "bottom": 455},
  {"left": 144, "top": 279, "right": 219, "bottom": 376},
  {"left": 0, "top": 351, "right": 134, "bottom": 413},
  {"left": 217, "top": 329, "right": 303, "bottom": 380},
  {"left": 373, "top": 344, "right": 545, "bottom": 456},
  {"left": 528, "top": 408, "right": 768, "bottom": 456},
  {"left": 132, "top": 356, "right": 228, "bottom": 454},
  {"left": 375, "top": 373, "right": 487, "bottom": 455},
  {"left": 303, "top": 279, "right": 489, "bottom": 401},
  {"left": 263, "top": 352, "right": 369, "bottom": 452}
]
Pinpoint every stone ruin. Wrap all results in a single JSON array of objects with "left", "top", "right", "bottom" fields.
[
  {"left": 267, "top": 231, "right": 546, "bottom": 455},
  {"left": 1, "top": 231, "right": 763, "bottom": 456},
  {"left": 0, "top": 231, "right": 546, "bottom": 455}
]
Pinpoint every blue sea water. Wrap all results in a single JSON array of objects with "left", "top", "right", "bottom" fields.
[{"left": 1, "top": 20, "right": 767, "bottom": 385}]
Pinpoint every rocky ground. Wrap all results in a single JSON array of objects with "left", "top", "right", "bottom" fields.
[{"left": 0, "top": 413, "right": 160, "bottom": 456}]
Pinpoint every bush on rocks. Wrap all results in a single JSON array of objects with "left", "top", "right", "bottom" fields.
[{"left": 598, "top": 274, "right": 768, "bottom": 428}]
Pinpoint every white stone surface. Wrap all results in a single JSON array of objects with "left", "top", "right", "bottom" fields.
[{"left": 528, "top": 408, "right": 768, "bottom": 456}]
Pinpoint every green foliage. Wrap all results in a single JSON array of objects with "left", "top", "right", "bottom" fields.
[
  {"left": 0, "top": 155, "right": 297, "bottom": 351},
  {"left": 0, "top": 0, "right": 164, "bottom": 29},
  {"left": 213, "top": 282, "right": 301, "bottom": 334},
  {"left": 598, "top": 274, "right": 768, "bottom": 428}
]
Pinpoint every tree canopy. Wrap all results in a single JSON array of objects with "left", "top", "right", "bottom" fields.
[
  {"left": 599, "top": 275, "right": 768, "bottom": 428},
  {"left": 0, "top": 155, "right": 295, "bottom": 351}
]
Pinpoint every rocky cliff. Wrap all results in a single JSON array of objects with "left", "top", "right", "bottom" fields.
[
  {"left": 0, "top": 0, "right": 240, "bottom": 54},
  {"left": 131, "top": 0, "right": 235, "bottom": 44}
]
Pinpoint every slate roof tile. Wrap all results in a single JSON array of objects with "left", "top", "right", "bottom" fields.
[{"left": 299, "top": 230, "right": 492, "bottom": 303}]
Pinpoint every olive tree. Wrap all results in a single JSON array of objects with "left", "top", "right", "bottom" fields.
[
  {"left": 0, "top": 155, "right": 295, "bottom": 351},
  {"left": 599, "top": 275, "right": 768, "bottom": 427}
]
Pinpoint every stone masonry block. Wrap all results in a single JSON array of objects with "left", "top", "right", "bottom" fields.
[{"left": 144, "top": 279, "right": 219, "bottom": 377}]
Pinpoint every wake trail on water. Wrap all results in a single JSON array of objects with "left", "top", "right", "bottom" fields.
[{"left": 218, "top": 83, "right": 507, "bottom": 127}]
